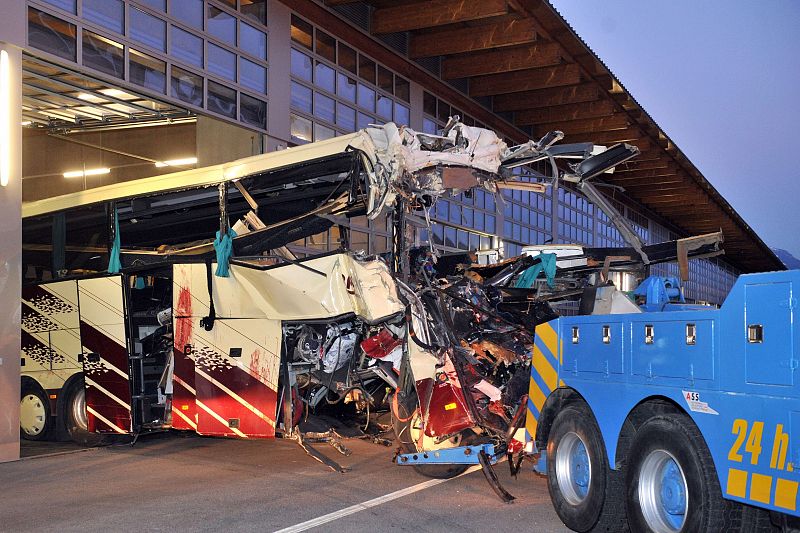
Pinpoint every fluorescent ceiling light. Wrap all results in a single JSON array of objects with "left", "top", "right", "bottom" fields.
[
  {"left": 21, "top": 120, "right": 32, "bottom": 126},
  {"left": 0, "top": 50, "right": 9, "bottom": 187},
  {"left": 155, "top": 157, "right": 198, "bottom": 168},
  {"left": 63, "top": 167, "right": 110, "bottom": 178},
  {"left": 100, "top": 88, "right": 132, "bottom": 99}
]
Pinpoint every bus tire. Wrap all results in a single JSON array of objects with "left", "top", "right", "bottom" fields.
[
  {"left": 546, "top": 402, "right": 625, "bottom": 532},
  {"left": 625, "top": 413, "right": 739, "bottom": 533},
  {"left": 61, "top": 376, "right": 105, "bottom": 447},
  {"left": 20, "top": 381, "right": 52, "bottom": 441},
  {"left": 390, "top": 391, "right": 470, "bottom": 479}
]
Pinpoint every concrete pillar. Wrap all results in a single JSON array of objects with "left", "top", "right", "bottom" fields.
[
  {"left": 0, "top": 0, "right": 25, "bottom": 463},
  {"left": 266, "top": 0, "right": 291, "bottom": 152}
]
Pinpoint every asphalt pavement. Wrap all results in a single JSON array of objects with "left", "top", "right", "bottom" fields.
[{"left": 3, "top": 432, "right": 569, "bottom": 532}]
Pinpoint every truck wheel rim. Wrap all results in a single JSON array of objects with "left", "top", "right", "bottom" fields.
[
  {"left": 71, "top": 387, "right": 88, "bottom": 431},
  {"left": 20, "top": 394, "right": 47, "bottom": 436},
  {"left": 638, "top": 449, "right": 687, "bottom": 533},
  {"left": 555, "top": 431, "right": 591, "bottom": 505}
]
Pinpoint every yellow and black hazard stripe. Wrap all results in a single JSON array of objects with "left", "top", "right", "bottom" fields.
[{"left": 526, "top": 320, "right": 565, "bottom": 443}]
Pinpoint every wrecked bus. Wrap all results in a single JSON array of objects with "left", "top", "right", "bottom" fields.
[{"left": 20, "top": 120, "right": 543, "bottom": 445}]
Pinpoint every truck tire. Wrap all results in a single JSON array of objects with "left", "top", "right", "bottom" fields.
[
  {"left": 625, "top": 413, "right": 740, "bottom": 533},
  {"left": 390, "top": 391, "right": 470, "bottom": 479},
  {"left": 61, "top": 376, "right": 105, "bottom": 447},
  {"left": 20, "top": 382, "right": 52, "bottom": 441},
  {"left": 546, "top": 402, "right": 626, "bottom": 532}
]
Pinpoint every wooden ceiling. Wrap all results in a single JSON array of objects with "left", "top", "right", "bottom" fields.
[{"left": 306, "top": 0, "right": 783, "bottom": 273}]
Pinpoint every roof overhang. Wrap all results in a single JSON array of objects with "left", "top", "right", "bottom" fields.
[{"left": 304, "top": 0, "right": 783, "bottom": 272}]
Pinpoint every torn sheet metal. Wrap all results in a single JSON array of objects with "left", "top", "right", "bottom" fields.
[{"left": 350, "top": 122, "right": 507, "bottom": 219}]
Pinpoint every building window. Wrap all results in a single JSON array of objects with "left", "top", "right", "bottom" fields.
[
  {"left": 207, "top": 80, "right": 236, "bottom": 118},
  {"left": 240, "top": 0, "right": 267, "bottom": 26},
  {"left": 171, "top": 0, "right": 203, "bottom": 29},
  {"left": 208, "top": 5, "right": 236, "bottom": 45},
  {"left": 240, "top": 93, "right": 266, "bottom": 129},
  {"left": 239, "top": 57, "right": 266, "bottom": 93},
  {"left": 171, "top": 66, "right": 203, "bottom": 106},
  {"left": 289, "top": 14, "right": 410, "bottom": 140},
  {"left": 290, "top": 113, "right": 312, "bottom": 143},
  {"left": 208, "top": 43, "right": 236, "bottom": 81},
  {"left": 40, "top": 0, "right": 76, "bottom": 14},
  {"left": 136, "top": 0, "right": 166, "bottom": 12},
  {"left": 130, "top": 6, "right": 166, "bottom": 52},
  {"left": 291, "top": 81, "right": 312, "bottom": 113},
  {"left": 240, "top": 22, "right": 266, "bottom": 60},
  {"left": 83, "top": 0, "right": 124, "bottom": 35},
  {"left": 28, "top": 8, "right": 77, "bottom": 62},
  {"left": 170, "top": 25, "right": 203, "bottom": 67},
  {"left": 130, "top": 49, "right": 166, "bottom": 93},
  {"left": 290, "top": 49, "right": 312, "bottom": 81},
  {"left": 290, "top": 14, "right": 313, "bottom": 49},
  {"left": 82, "top": 30, "right": 124, "bottom": 79}
]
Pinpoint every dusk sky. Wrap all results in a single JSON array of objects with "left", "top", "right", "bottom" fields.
[{"left": 550, "top": 1, "right": 800, "bottom": 259}]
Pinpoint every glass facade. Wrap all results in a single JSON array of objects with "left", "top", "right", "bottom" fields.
[
  {"left": 288, "top": 14, "right": 410, "bottom": 143},
  {"left": 23, "top": 0, "right": 742, "bottom": 304},
  {"left": 27, "top": 0, "right": 268, "bottom": 130}
]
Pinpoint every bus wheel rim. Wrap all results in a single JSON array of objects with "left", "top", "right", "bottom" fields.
[
  {"left": 71, "top": 387, "right": 88, "bottom": 431},
  {"left": 20, "top": 393, "right": 47, "bottom": 436}
]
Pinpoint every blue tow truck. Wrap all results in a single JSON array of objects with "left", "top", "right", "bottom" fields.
[{"left": 398, "top": 270, "right": 800, "bottom": 532}]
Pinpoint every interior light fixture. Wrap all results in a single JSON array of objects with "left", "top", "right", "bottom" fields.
[
  {"left": 155, "top": 157, "right": 198, "bottom": 168},
  {"left": 0, "top": 50, "right": 10, "bottom": 187},
  {"left": 63, "top": 167, "right": 111, "bottom": 178},
  {"left": 21, "top": 120, "right": 32, "bottom": 126}
]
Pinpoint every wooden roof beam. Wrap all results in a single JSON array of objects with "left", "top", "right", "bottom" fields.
[
  {"left": 615, "top": 161, "right": 676, "bottom": 173},
  {"left": 618, "top": 181, "right": 692, "bottom": 191},
  {"left": 409, "top": 18, "right": 538, "bottom": 59},
  {"left": 470, "top": 64, "right": 581, "bottom": 97},
  {"left": 442, "top": 42, "right": 561, "bottom": 78},
  {"left": 563, "top": 127, "right": 644, "bottom": 145},
  {"left": 513, "top": 99, "right": 614, "bottom": 125},
  {"left": 532, "top": 113, "right": 630, "bottom": 135},
  {"left": 372, "top": 0, "right": 508, "bottom": 34},
  {"left": 631, "top": 188, "right": 697, "bottom": 200},
  {"left": 492, "top": 82, "right": 600, "bottom": 112},
  {"left": 605, "top": 169, "right": 680, "bottom": 182}
]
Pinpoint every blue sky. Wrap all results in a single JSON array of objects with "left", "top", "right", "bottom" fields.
[{"left": 550, "top": 1, "right": 800, "bottom": 258}]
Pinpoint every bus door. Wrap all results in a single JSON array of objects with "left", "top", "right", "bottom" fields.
[
  {"left": 77, "top": 276, "right": 132, "bottom": 434},
  {"left": 173, "top": 263, "right": 281, "bottom": 438}
]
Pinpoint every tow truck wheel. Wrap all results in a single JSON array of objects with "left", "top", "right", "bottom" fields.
[
  {"left": 546, "top": 402, "right": 625, "bottom": 532},
  {"left": 62, "top": 376, "right": 105, "bottom": 447},
  {"left": 625, "top": 413, "right": 738, "bottom": 533},
  {"left": 391, "top": 392, "right": 469, "bottom": 479},
  {"left": 20, "top": 383, "right": 52, "bottom": 440}
]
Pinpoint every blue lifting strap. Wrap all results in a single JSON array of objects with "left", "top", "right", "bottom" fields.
[
  {"left": 213, "top": 227, "right": 237, "bottom": 277},
  {"left": 107, "top": 208, "right": 121, "bottom": 274}
]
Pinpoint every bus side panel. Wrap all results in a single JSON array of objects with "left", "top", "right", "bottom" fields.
[
  {"left": 178, "top": 264, "right": 281, "bottom": 438},
  {"left": 77, "top": 276, "right": 132, "bottom": 434},
  {"left": 172, "top": 265, "right": 197, "bottom": 432},
  {"left": 21, "top": 281, "right": 82, "bottom": 411}
]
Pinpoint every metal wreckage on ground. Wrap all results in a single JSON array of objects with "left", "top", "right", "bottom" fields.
[{"left": 21, "top": 120, "right": 722, "bottom": 497}]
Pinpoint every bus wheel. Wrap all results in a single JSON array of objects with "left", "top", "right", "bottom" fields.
[
  {"left": 546, "top": 402, "right": 624, "bottom": 532},
  {"left": 625, "top": 413, "right": 739, "bottom": 533},
  {"left": 20, "top": 383, "right": 52, "bottom": 440},
  {"left": 62, "top": 377, "right": 104, "bottom": 447}
]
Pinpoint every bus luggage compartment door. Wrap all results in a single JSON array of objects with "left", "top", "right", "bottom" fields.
[{"left": 77, "top": 276, "right": 132, "bottom": 434}]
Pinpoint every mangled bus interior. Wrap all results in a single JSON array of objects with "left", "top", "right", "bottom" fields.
[{"left": 20, "top": 121, "right": 724, "bottom": 475}]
